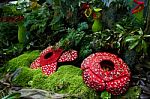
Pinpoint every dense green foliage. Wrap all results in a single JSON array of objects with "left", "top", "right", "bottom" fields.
[
  {"left": 1, "top": 0, "right": 149, "bottom": 60},
  {"left": 0, "top": 22, "right": 18, "bottom": 49}
]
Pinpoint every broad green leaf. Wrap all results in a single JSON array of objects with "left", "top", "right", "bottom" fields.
[
  {"left": 94, "top": 8, "right": 102, "bottom": 12},
  {"left": 143, "top": 35, "right": 150, "bottom": 38},
  {"left": 128, "top": 40, "right": 139, "bottom": 50},
  {"left": 116, "top": 42, "right": 121, "bottom": 48},
  {"left": 116, "top": 24, "right": 124, "bottom": 31},
  {"left": 142, "top": 40, "right": 148, "bottom": 54},
  {"left": 125, "top": 36, "right": 137, "bottom": 42}
]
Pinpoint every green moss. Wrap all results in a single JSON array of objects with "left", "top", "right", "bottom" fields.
[
  {"left": 32, "top": 65, "right": 98, "bottom": 98},
  {"left": 12, "top": 67, "right": 42, "bottom": 87},
  {"left": 4, "top": 50, "right": 40, "bottom": 72},
  {"left": 29, "top": 72, "right": 48, "bottom": 89}
]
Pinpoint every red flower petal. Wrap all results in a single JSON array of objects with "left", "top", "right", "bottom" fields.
[
  {"left": 58, "top": 50, "right": 78, "bottom": 62},
  {"left": 41, "top": 62, "right": 57, "bottom": 75},
  {"left": 30, "top": 57, "right": 41, "bottom": 69},
  {"left": 132, "top": 4, "right": 144, "bottom": 14},
  {"left": 81, "top": 53, "right": 96, "bottom": 70},
  {"left": 83, "top": 69, "right": 105, "bottom": 91},
  {"left": 106, "top": 76, "right": 130, "bottom": 95}
]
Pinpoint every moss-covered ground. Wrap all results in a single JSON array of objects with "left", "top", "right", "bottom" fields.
[{"left": 3, "top": 51, "right": 99, "bottom": 98}]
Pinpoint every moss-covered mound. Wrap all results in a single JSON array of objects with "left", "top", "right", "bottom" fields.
[
  {"left": 4, "top": 50, "right": 40, "bottom": 72},
  {"left": 12, "top": 67, "right": 42, "bottom": 87}
]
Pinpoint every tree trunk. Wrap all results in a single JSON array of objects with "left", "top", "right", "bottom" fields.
[{"left": 144, "top": 0, "right": 150, "bottom": 34}]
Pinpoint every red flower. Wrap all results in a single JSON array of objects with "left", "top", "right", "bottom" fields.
[
  {"left": 132, "top": 0, "right": 144, "bottom": 14},
  {"left": 81, "top": 52, "right": 131, "bottom": 95},
  {"left": 30, "top": 46, "right": 78, "bottom": 75}
]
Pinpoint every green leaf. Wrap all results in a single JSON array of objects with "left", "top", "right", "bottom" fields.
[
  {"left": 2, "top": 93, "right": 21, "bottom": 99},
  {"left": 128, "top": 40, "right": 139, "bottom": 50},
  {"left": 142, "top": 40, "right": 148, "bottom": 54},
  {"left": 138, "top": 28, "right": 143, "bottom": 35},
  {"left": 116, "top": 24, "right": 124, "bottom": 31},
  {"left": 143, "top": 35, "right": 150, "bottom": 38},
  {"left": 125, "top": 36, "right": 137, "bottom": 42}
]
